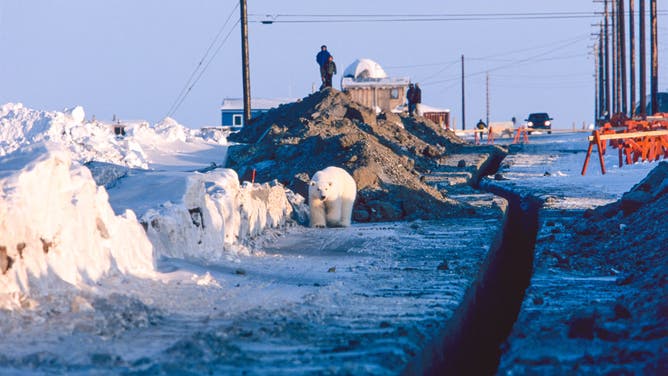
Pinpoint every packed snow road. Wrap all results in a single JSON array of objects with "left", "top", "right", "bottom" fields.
[{"left": 0, "top": 219, "right": 498, "bottom": 375}]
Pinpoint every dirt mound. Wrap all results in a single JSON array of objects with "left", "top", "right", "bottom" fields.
[
  {"left": 226, "top": 88, "right": 486, "bottom": 222},
  {"left": 530, "top": 161, "right": 668, "bottom": 373},
  {"left": 563, "top": 161, "right": 667, "bottom": 273}
]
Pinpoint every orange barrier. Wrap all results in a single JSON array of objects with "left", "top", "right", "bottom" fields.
[
  {"left": 512, "top": 127, "right": 530, "bottom": 144},
  {"left": 581, "top": 117, "right": 668, "bottom": 175}
]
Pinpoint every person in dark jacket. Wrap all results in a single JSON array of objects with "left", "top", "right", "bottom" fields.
[
  {"left": 316, "top": 45, "right": 331, "bottom": 87},
  {"left": 324, "top": 55, "right": 337, "bottom": 88},
  {"left": 476, "top": 119, "right": 487, "bottom": 129},
  {"left": 414, "top": 83, "right": 422, "bottom": 116},
  {"left": 406, "top": 83, "right": 416, "bottom": 116}
]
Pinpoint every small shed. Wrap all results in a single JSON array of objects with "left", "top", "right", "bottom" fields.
[
  {"left": 419, "top": 104, "right": 451, "bottom": 129},
  {"left": 341, "top": 58, "right": 410, "bottom": 113},
  {"left": 220, "top": 98, "right": 295, "bottom": 128}
]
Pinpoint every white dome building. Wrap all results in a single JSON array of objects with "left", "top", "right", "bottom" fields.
[
  {"left": 341, "top": 58, "right": 410, "bottom": 113},
  {"left": 342, "top": 58, "right": 388, "bottom": 80}
]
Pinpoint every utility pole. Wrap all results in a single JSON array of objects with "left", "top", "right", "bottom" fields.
[
  {"left": 461, "top": 54, "right": 466, "bottom": 130},
  {"left": 599, "top": 25, "right": 606, "bottom": 120},
  {"left": 240, "top": 0, "right": 251, "bottom": 124},
  {"left": 630, "top": 0, "right": 636, "bottom": 116},
  {"left": 486, "top": 72, "right": 490, "bottom": 126},
  {"left": 619, "top": 0, "right": 628, "bottom": 114},
  {"left": 605, "top": 0, "right": 611, "bottom": 118},
  {"left": 612, "top": 0, "right": 620, "bottom": 114},
  {"left": 595, "top": 43, "right": 600, "bottom": 122},
  {"left": 650, "top": 0, "right": 658, "bottom": 114},
  {"left": 640, "top": 0, "right": 647, "bottom": 118}
]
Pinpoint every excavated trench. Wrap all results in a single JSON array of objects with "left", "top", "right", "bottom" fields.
[{"left": 405, "top": 160, "right": 543, "bottom": 375}]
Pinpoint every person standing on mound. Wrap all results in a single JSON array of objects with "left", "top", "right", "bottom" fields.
[
  {"left": 316, "top": 45, "right": 331, "bottom": 88},
  {"left": 324, "top": 56, "right": 337, "bottom": 88}
]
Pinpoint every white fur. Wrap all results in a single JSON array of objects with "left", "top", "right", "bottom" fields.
[{"left": 308, "top": 166, "right": 357, "bottom": 228}]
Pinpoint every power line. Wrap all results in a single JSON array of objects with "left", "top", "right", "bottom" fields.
[
  {"left": 423, "top": 35, "right": 589, "bottom": 86},
  {"left": 252, "top": 9, "right": 668, "bottom": 23},
  {"left": 251, "top": 11, "right": 608, "bottom": 24},
  {"left": 167, "top": 20, "right": 240, "bottom": 120},
  {"left": 252, "top": 15, "right": 600, "bottom": 24},
  {"left": 166, "top": 3, "right": 239, "bottom": 119},
  {"left": 386, "top": 33, "right": 588, "bottom": 82}
]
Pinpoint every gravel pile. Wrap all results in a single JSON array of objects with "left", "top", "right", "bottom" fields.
[{"left": 227, "top": 88, "right": 503, "bottom": 222}]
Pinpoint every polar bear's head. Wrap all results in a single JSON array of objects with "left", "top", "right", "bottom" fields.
[{"left": 309, "top": 172, "right": 335, "bottom": 201}]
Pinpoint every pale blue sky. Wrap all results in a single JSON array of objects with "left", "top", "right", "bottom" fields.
[{"left": 0, "top": 1, "right": 665, "bottom": 129}]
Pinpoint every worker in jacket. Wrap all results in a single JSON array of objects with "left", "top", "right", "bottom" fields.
[
  {"left": 414, "top": 83, "right": 422, "bottom": 116},
  {"left": 324, "top": 56, "right": 337, "bottom": 88},
  {"left": 316, "top": 45, "right": 332, "bottom": 87},
  {"left": 406, "top": 83, "right": 416, "bottom": 116}
]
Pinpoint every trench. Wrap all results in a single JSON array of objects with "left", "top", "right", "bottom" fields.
[{"left": 404, "top": 179, "right": 542, "bottom": 375}]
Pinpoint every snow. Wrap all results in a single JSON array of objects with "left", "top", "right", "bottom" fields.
[
  {"left": 343, "top": 58, "right": 388, "bottom": 79},
  {"left": 490, "top": 132, "right": 660, "bottom": 209},
  {"left": 0, "top": 143, "right": 154, "bottom": 310},
  {"left": 0, "top": 103, "right": 300, "bottom": 309},
  {"left": 220, "top": 98, "right": 297, "bottom": 111},
  {"left": 418, "top": 104, "right": 450, "bottom": 113}
]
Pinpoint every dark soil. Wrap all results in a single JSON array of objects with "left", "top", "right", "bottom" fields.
[
  {"left": 500, "top": 161, "right": 668, "bottom": 374},
  {"left": 227, "top": 88, "right": 505, "bottom": 222}
]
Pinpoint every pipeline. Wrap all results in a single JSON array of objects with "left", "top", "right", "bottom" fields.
[{"left": 404, "top": 182, "right": 542, "bottom": 375}]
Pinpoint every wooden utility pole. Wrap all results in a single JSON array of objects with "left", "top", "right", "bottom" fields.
[
  {"left": 605, "top": 0, "right": 611, "bottom": 118},
  {"left": 599, "top": 25, "right": 606, "bottom": 120},
  {"left": 596, "top": 41, "right": 601, "bottom": 122},
  {"left": 640, "top": 0, "right": 647, "bottom": 118},
  {"left": 619, "top": 0, "right": 628, "bottom": 114},
  {"left": 612, "top": 0, "right": 620, "bottom": 114},
  {"left": 486, "top": 72, "right": 490, "bottom": 126},
  {"left": 240, "top": 0, "right": 251, "bottom": 124},
  {"left": 650, "top": 0, "right": 658, "bottom": 114},
  {"left": 630, "top": 0, "right": 636, "bottom": 116},
  {"left": 461, "top": 54, "right": 466, "bottom": 130}
]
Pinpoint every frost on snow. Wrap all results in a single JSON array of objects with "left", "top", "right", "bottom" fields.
[
  {"left": 0, "top": 103, "right": 302, "bottom": 309},
  {"left": 0, "top": 144, "right": 154, "bottom": 310}
]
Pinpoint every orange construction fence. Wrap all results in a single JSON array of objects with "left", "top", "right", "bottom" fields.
[{"left": 581, "top": 116, "right": 668, "bottom": 175}]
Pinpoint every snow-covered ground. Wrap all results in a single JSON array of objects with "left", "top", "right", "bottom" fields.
[
  {"left": 0, "top": 103, "right": 663, "bottom": 374},
  {"left": 0, "top": 103, "right": 299, "bottom": 308},
  {"left": 491, "top": 132, "right": 658, "bottom": 209}
]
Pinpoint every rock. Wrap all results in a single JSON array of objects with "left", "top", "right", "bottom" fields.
[
  {"left": 567, "top": 310, "right": 597, "bottom": 339},
  {"left": 595, "top": 322, "right": 629, "bottom": 341},
  {"left": 620, "top": 190, "right": 653, "bottom": 215},
  {"left": 0, "top": 246, "right": 13, "bottom": 274},
  {"left": 613, "top": 303, "right": 632, "bottom": 320}
]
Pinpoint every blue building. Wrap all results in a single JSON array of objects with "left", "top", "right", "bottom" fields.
[{"left": 220, "top": 98, "right": 296, "bottom": 128}]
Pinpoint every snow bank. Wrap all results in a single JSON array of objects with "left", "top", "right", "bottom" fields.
[
  {"left": 140, "top": 169, "right": 299, "bottom": 261},
  {"left": 0, "top": 144, "right": 154, "bottom": 310},
  {"left": 0, "top": 104, "right": 228, "bottom": 171},
  {"left": 0, "top": 103, "right": 149, "bottom": 168}
]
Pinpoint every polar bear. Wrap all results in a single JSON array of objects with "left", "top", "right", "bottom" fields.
[{"left": 308, "top": 166, "right": 357, "bottom": 228}]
